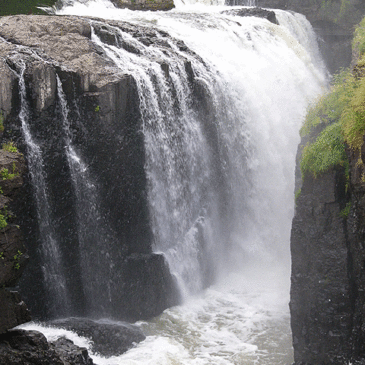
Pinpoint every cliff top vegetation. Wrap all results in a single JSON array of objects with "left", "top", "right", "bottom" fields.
[{"left": 300, "top": 16, "right": 365, "bottom": 179}]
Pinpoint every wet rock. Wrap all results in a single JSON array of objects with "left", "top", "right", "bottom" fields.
[
  {"left": 0, "top": 15, "right": 185, "bottom": 321},
  {"left": 48, "top": 317, "right": 145, "bottom": 356},
  {"left": 119, "top": 253, "right": 181, "bottom": 321},
  {"left": 0, "top": 291, "right": 30, "bottom": 335},
  {"left": 290, "top": 169, "right": 353, "bottom": 364},
  {"left": 110, "top": 0, "right": 175, "bottom": 11},
  {"left": 51, "top": 337, "right": 94, "bottom": 365},
  {"left": 0, "top": 149, "right": 29, "bottom": 334},
  {"left": 0, "top": 329, "right": 93, "bottom": 365},
  {"left": 222, "top": 7, "right": 278, "bottom": 24}
]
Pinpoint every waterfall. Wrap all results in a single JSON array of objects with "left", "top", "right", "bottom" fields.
[
  {"left": 86, "top": 8, "right": 327, "bottom": 298},
  {"left": 13, "top": 0, "right": 329, "bottom": 362},
  {"left": 15, "top": 60, "right": 70, "bottom": 315},
  {"left": 90, "top": 22, "right": 218, "bottom": 297}
]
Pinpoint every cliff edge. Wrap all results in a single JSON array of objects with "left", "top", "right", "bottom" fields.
[{"left": 290, "top": 15, "right": 365, "bottom": 364}]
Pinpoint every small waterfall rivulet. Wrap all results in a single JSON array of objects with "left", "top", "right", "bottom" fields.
[
  {"left": 14, "top": 0, "right": 329, "bottom": 363},
  {"left": 56, "top": 75, "right": 119, "bottom": 316},
  {"left": 14, "top": 59, "right": 71, "bottom": 316}
]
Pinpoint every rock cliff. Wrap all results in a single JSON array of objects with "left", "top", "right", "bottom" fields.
[
  {"left": 0, "top": 149, "right": 30, "bottom": 334},
  {"left": 254, "top": 0, "right": 365, "bottom": 73},
  {"left": 0, "top": 14, "right": 183, "bottom": 321},
  {"left": 290, "top": 17, "right": 365, "bottom": 363}
]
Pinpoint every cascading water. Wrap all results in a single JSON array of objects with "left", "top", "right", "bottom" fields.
[
  {"left": 56, "top": 75, "right": 119, "bottom": 316},
  {"left": 18, "top": 0, "right": 328, "bottom": 363},
  {"left": 13, "top": 59, "right": 70, "bottom": 315}
]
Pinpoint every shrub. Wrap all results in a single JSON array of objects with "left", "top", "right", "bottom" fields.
[{"left": 2, "top": 142, "right": 18, "bottom": 153}]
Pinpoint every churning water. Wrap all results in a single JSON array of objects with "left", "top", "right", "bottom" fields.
[{"left": 20, "top": 0, "right": 328, "bottom": 363}]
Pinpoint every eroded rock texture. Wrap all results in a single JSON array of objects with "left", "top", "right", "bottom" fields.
[
  {"left": 0, "top": 330, "right": 94, "bottom": 365},
  {"left": 0, "top": 14, "right": 183, "bottom": 321},
  {"left": 290, "top": 135, "right": 365, "bottom": 363},
  {"left": 0, "top": 149, "right": 30, "bottom": 335}
]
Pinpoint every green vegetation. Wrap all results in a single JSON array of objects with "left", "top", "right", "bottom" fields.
[
  {"left": 340, "top": 202, "right": 352, "bottom": 218},
  {"left": 2, "top": 142, "right": 18, "bottom": 154},
  {"left": 295, "top": 188, "right": 301, "bottom": 202},
  {"left": 353, "top": 17, "right": 365, "bottom": 57},
  {"left": 319, "top": 0, "right": 352, "bottom": 22},
  {"left": 0, "top": 165, "right": 18, "bottom": 181},
  {"left": 0, "top": 213, "right": 7, "bottom": 230},
  {"left": 0, "top": 0, "right": 57, "bottom": 16},
  {"left": 0, "top": 112, "right": 4, "bottom": 133},
  {"left": 300, "top": 17, "right": 365, "bottom": 179},
  {"left": 13, "top": 250, "right": 22, "bottom": 270},
  {"left": 301, "top": 122, "right": 348, "bottom": 178},
  {"left": 95, "top": 105, "right": 100, "bottom": 113}
]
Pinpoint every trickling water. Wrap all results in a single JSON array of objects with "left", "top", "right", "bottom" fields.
[
  {"left": 56, "top": 75, "right": 118, "bottom": 316},
  {"left": 15, "top": 61, "right": 70, "bottom": 315},
  {"left": 18, "top": 0, "right": 328, "bottom": 362}
]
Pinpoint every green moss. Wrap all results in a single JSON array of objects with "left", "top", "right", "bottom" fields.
[
  {"left": 299, "top": 22, "right": 365, "bottom": 180},
  {"left": 0, "top": 0, "right": 57, "bottom": 16},
  {"left": 340, "top": 202, "right": 352, "bottom": 218},
  {"left": 0, "top": 214, "right": 7, "bottom": 231},
  {"left": 2, "top": 142, "right": 18, "bottom": 154},
  {"left": 300, "top": 68, "right": 355, "bottom": 137},
  {"left": 301, "top": 122, "right": 347, "bottom": 178},
  {"left": 13, "top": 250, "right": 22, "bottom": 270},
  {"left": 341, "top": 74, "right": 365, "bottom": 150},
  {"left": 353, "top": 17, "right": 365, "bottom": 57}
]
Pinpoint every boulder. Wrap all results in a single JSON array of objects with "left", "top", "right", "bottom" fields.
[
  {"left": 51, "top": 337, "right": 93, "bottom": 365},
  {"left": 0, "top": 290, "right": 30, "bottom": 335},
  {"left": 0, "top": 329, "right": 94, "bottom": 365},
  {"left": 48, "top": 317, "right": 145, "bottom": 356}
]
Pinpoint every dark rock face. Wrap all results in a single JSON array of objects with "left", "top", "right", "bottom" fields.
[
  {"left": 290, "top": 132, "right": 365, "bottom": 362},
  {"left": 0, "top": 329, "right": 94, "bottom": 365},
  {"left": 0, "top": 15, "right": 182, "bottom": 321},
  {"left": 119, "top": 253, "right": 181, "bottom": 320},
  {"left": 110, "top": 0, "right": 174, "bottom": 11},
  {"left": 290, "top": 169, "right": 353, "bottom": 364},
  {"left": 48, "top": 317, "right": 146, "bottom": 356},
  {"left": 222, "top": 7, "right": 278, "bottom": 24},
  {"left": 51, "top": 337, "right": 94, "bottom": 365},
  {"left": 0, "top": 291, "right": 30, "bottom": 336},
  {"left": 0, "top": 149, "right": 30, "bottom": 334}
]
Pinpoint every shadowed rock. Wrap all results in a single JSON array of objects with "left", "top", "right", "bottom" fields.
[
  {"left": 48, "top": 317, "right": 146, "bottom": 356},
  {"left": 222, "top": 7, "right": 278, "bottom": 24}
]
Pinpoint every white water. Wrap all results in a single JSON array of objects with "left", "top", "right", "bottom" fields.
[{"left": 23, "top": 0, "right": 328, "bottom": 363}]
